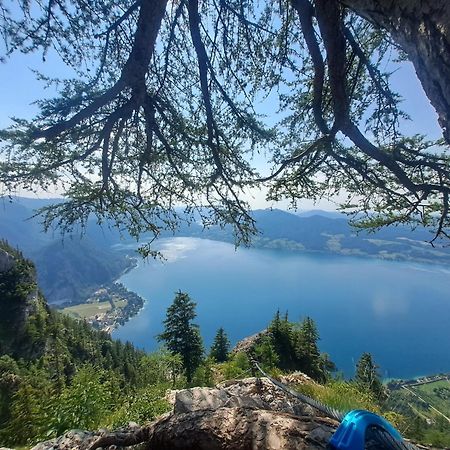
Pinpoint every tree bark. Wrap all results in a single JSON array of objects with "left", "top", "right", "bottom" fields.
[{"left": 340, "top": 0, "right": 450, "bottom": 143}]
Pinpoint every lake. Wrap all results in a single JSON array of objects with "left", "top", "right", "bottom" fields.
[{"left": 112, "top": 237, "right": 450, "bottom": 379}]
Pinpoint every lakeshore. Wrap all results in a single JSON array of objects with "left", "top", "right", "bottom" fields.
[
  {"left": 388, "top": 373, "right": 450, "bottom": 391},
  {"left": 61, "top": 282, "right": 145, "bottom": 333},
  {"left": 113, "top": 237, "right": 450, "bottom": 379}
]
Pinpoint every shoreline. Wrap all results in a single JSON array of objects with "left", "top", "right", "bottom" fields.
[
  {"left": 195, "top": 234, "right": 450, "bottom": 268},
  {"left": 61, "top": 281, "right": 146, "bottom": 334},
  {"left": 386, "top": 373, "right": 450, "bottom": 390}
]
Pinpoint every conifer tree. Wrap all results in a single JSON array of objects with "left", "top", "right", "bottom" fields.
[
  {"left": 210, "top": 327, "right": 230, "bottom": 363},
  {"left": 158, "top": 291, "right": 204, "bottom": 382},
  {"left": 355, "top": 352, "right": 385, "bottom": 401},
  {"left": 295, "top": 317, "right": 322, "bottom": 381},
  {"left": 254, "top": 336, "right": 279, "bottom": 370},
  {"left": 268, "top": 310, "right": 295, "bottom": 370}
]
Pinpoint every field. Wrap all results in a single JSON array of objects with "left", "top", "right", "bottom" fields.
[
  {"left": 62, "top": 301, "right": 113, "bottom": 319},
  {"left": 113, "top": 298, "right": 127, "bottom": 308},
  {"left": 388, "top": 378, "right": 450, "bottom": 423},
  {"left": 411, "top": 380, "right": 450, "bottom": 419},
  {"left": 386, "top": 378, "right": 450, "bottom": 447}
]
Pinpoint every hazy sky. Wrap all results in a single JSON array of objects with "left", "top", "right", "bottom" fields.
[{"left": 0, "top": 40, "right": 443, "bottom": 210}]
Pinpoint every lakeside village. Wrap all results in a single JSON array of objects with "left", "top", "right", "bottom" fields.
[
  {"left": 60, "top": 282, "right": 144, "bottom": 333},
  {"left": 387, "top": 374, "right": 450, "bottom": 390}
]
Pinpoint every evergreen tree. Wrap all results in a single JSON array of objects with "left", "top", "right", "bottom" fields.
[
  {"left": 295, "top": 317, "right": 323, "bottom": 381},
  {"left": 319, "top": 353, "right": 337, "bottom": 380},
  {"left": 210, "top": 327, "right": 230, "bottom": 363},
  {"left": 253, "top": 336, "right": 279, "bottom": 371},
  {"left": 158, "top": 292, "right": 204, "bottom": 382},
  {"left": 355, "top": 352, "right": 385, "bottom": 401},
  {"left": 268, "top": 310, "right": 295, "bottom": 370}
]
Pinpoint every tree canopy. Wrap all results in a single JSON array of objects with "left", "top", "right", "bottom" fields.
[
  {"left": 158, "top": 291, "right": 204, "bottom": 382},
  {"left": 354, "top": 352, "right": 385, "bottom": 401},
  {"left": 210, "top": 327, "right": 230, "bottom": 363},
  {"left": 1, "top": 1, "right": 450, "bottom": 245}
]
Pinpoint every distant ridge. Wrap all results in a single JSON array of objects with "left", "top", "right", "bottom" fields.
[
  {"left": 0, "top": 197, "right": 134, "bottom": 304},
  {"left": 295, "top": 209, "right": 344, "bottom": 219},
  {"left": 2, "top": 198, "right": 450, "bottom": 306}
]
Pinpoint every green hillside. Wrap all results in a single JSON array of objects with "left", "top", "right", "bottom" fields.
[
  {"left": 0, "top": 241, "right": 170, "bottom": 447},
  {"left": 386, "top": 379, "right": 450, "bottom": 447},
  {"left": 0, "top": 199, "right": 135, "bottom": 304},
  {"left": 34, "top": 238, "right": 134, "bottom": 304}
]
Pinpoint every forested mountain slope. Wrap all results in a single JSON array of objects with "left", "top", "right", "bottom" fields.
[
  {"left": 0, "top": 200, "right": 134, "bottom": 304},
  {"left": 0, "top": 242, "right": 155, "bottom": 446}
]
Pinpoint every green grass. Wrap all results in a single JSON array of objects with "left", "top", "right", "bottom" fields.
[
  {"left": 112, "top": 298, "right": 127, "bottom": 308},
  {"left": 62, "top": 301, "right": 112, "bottom": 319},
  {"left": 61, "top": 297, "right": 128, "bottom": 319},
  {"left": 387, "top": 379, "right": 450, "bottom": 447},
  {"left": 295, "top": 381, "right": 380, "bottom": 414},
  {"left": 411, "top": 379, "right": 450, "bottom": 418},
  {"left": 294, "top": 381, "right": 406, "bottom": 431}
]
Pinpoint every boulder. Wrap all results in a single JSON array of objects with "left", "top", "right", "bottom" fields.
[
  {"left": 140, "top": 406, "right": 337, "bottom": 450},
  {"left": 31, "top": 430, "right": 98, "bottom": 450},
  {"left": 171, "top": 377, "right": 316, "bottom": 417},
  {"left": 88, "top": 377, "right": 337, "bottom": 450},
  {"left": 31, "top": 377, "right": 432, "bottom": 450}
]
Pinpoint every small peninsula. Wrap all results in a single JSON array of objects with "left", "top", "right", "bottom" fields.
[{"left": 60, "top": 282, "right": 145, "bottom": 333}]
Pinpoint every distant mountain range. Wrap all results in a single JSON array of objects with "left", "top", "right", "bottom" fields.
[
  {"left": 0, "top": 198, "right": 133, "bottom": 304},
  {"left": 1, "top": 198, "right": 449, "bottom": 304},
  {"left": 176, "top": 207, "right": 450, "bottom": 266},
  {"left": 295, "top": 209, "right": 345, "bottom": 219}
]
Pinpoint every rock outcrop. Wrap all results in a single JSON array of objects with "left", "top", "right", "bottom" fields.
[
  {"left": 231, "top": 330, "right": 268, "bottom": 355},
  {"left": 32, "top": 377, "right": 339, "bottom": 450},
  {"left": 171, "top": 377, "right": 318, "bottom": 417},
  {"left": 31, "top": 376, "right": 433, "bottom": 450},
  {"left": 0, "top": 244, "right": 45, "bottom": 357}
]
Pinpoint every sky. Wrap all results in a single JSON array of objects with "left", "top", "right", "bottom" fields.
[{"left": 0, "top": 35, "right": 443, "bottom": 211}]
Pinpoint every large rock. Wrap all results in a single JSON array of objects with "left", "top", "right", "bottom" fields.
[
  {"left": 30, "top": 424, "right": 142, "bottom": 450},
  {"left": 231, "top": 330, "right": 268, "bottom": 355},
  {"left": 97, "top": 377, "right": 338, "bottom": 450},
  {"left": 32, "top": 378, "right": 431, "bottom": 450},
  {"left": 141, "top": 406, "right": 337, "bottom": 450},
  {"left": 31, "top": 430, "right": 98, "bottom": 450},
  {"left": 172, "top": 377, "right": 317, "bottom": 417},
  {"left": 31, "top": 430, "right": 96, "bottom": 450}
]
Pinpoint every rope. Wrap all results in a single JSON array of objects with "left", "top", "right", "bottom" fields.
[
  {"left": 251, "top": 359, "right": 419, "bottom": 450},
  {"left": 252, "top": 360, "right": 344, "bottom": 421}
]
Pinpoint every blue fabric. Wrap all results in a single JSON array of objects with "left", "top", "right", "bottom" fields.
[{"left": 329, "top": 409, "right": 403, "bottom": 450}]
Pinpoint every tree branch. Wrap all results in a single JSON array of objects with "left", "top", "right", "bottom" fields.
[
  {"left": 290, "top": 0, "right": 329, "bottom": 134},
  {"left": 33, "top": 0, "right": 168, "bottom": 140},
  {"left": 187, "top": 0, "right": 224, "bottom": 178}
]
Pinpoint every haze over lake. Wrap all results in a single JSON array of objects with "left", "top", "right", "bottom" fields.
[{"left": 113, "top": 237, "right": 450, "bottom": 379}]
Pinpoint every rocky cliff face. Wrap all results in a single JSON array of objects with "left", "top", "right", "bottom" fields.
[{"left": 0, "top": 242, "right": 48, "bottom": 357}]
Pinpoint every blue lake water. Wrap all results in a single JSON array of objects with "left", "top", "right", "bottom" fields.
[{"left": 112, "top": 237, "right": 450, "bottom": 379}]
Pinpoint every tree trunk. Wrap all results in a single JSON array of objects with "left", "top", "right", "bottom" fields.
[{"left": 340, "top": 0, "right": 450, "bottom": 143}]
